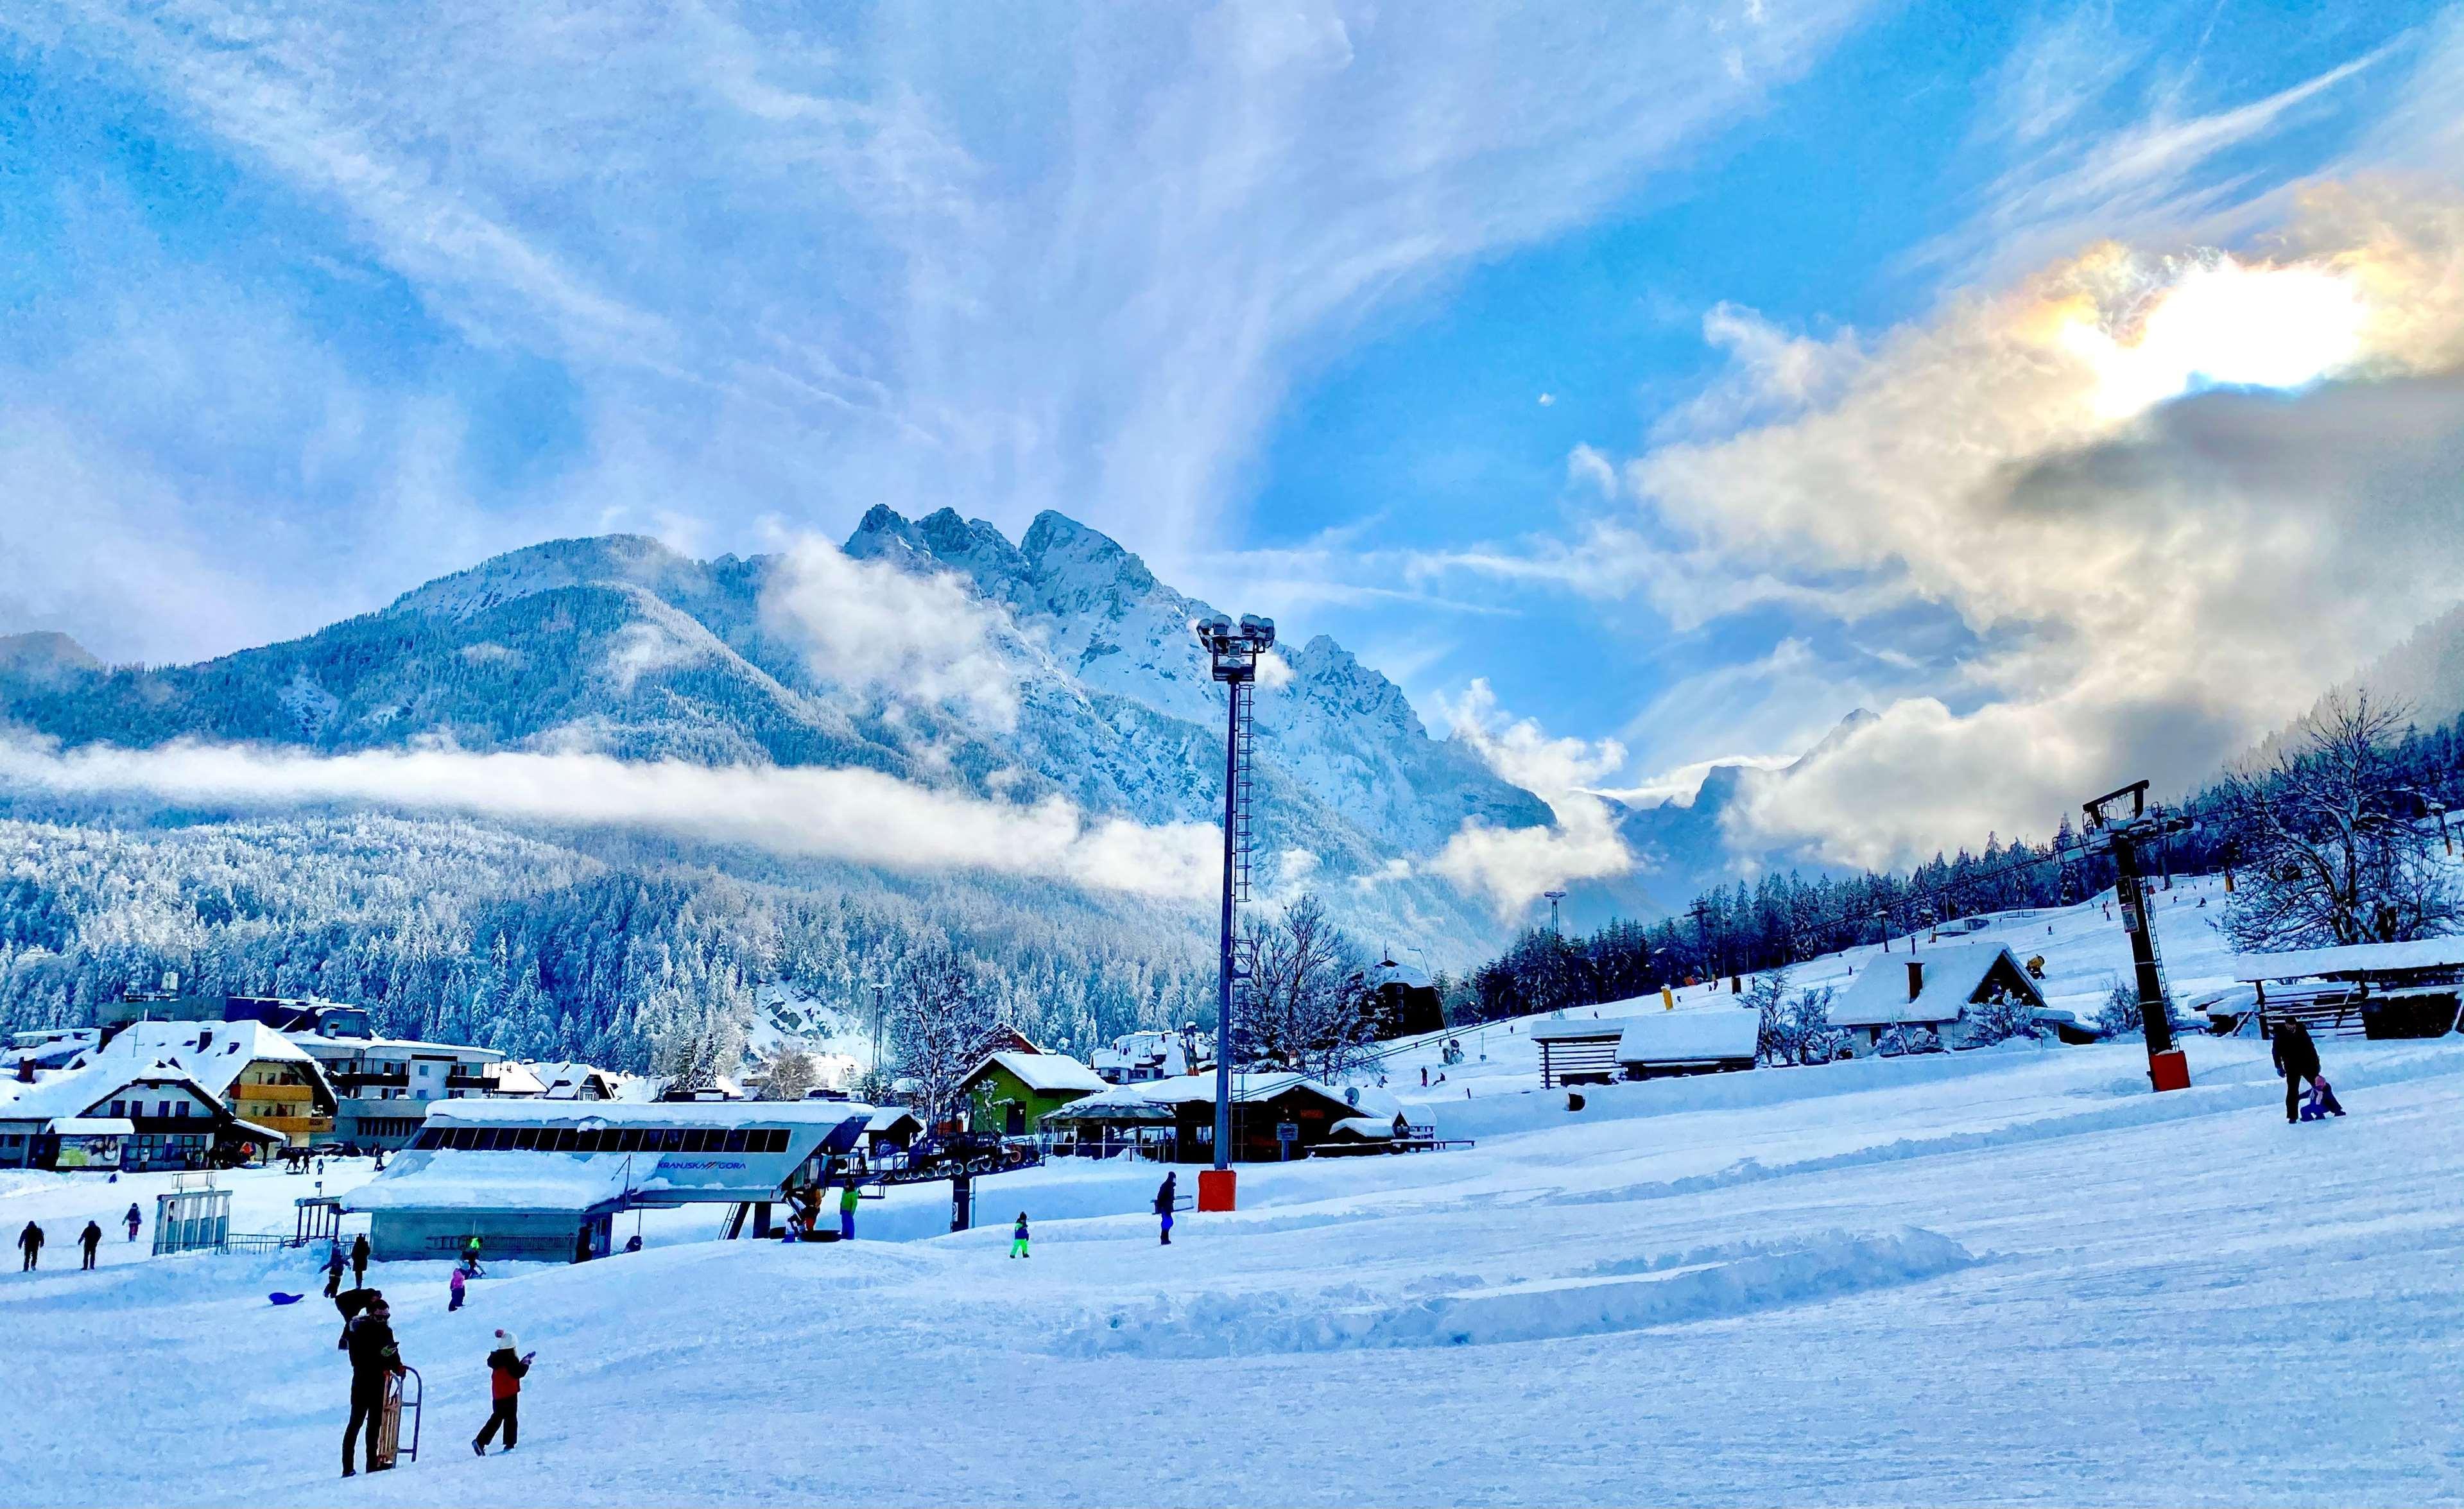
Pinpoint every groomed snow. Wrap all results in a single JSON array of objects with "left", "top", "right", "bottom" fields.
[{"left": 9, "top": 1028, "right": 2464, "bottom": 1505}]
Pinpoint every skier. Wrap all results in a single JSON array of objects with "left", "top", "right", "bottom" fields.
[
  {"left": 323, "top": 1240, "right": 347, "bottom": 1298},
  {"left": 78, "top": 1220, "right": 102, "bottom": 1271},
  {"left": 449, "top": 1265, "right": 466, "bottom": 1312},
  {"left": 462, "top": 1234, "right": 485, "bottom": 1277},
  {"left": 350, "top": 1231, "right": 370, "bottom": 1286},
  {"left": 839, "top": 1180, "right": 861, "bottom": 1241},
  {"left": 1153, "top": 1173, "right": 1175, "bottom": 1246},
  {"left": 2272, "top": 1017, "right": 2324, "bottom": 1124},
  {"left": 340, "top": 1292, "right": 404, "bottom": 1477},
  {"left": 472, "top": 1329, "right": 532, "bottom": 1455},
  {"left": 123, "top": 1203, "right": 142, "bottom": 1243},
  {"left": 17, "top": 1220, "right": 41, "bottom": 1271},
  {"left": 1010, "top": 1211, "right": 1030, "bottom": 1259}
]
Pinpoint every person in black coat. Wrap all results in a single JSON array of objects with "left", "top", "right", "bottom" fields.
[
  {"left": 17, "top": 1221, "right": 41, "bottom": 1272},
  {"left": 350, "top": 1232, "right": 370, "bottom": 1285},
  {"left": 1153, "top": 1173, "right": 1176, "bottom": 1246},
  {"left": 2272, "top": 1018, "right": 2323, "bottom": 1123},
  {"left": 78, "top": 1221, "right": 102, "bottom": 1270},
  {"left": 341, "top": 1294, "right": 404, "bottom": 1476}
]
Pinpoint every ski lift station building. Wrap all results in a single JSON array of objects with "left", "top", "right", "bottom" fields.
[{"left": 343, "top": 1099, "right": 876, "bottom": 1263}]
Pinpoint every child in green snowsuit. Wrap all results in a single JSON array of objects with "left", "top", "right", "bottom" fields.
[{"left": 1010, "top": 1212, "right": 1030, "bottom": 1259}]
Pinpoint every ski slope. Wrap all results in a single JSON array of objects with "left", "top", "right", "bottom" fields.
[{"left": 9, "top": 1019, "right": 2464, "bottom": 1505}]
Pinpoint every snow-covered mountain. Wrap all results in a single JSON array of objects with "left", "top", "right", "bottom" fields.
[{"left": 0, "top": 510, "right": 1548, "bottom": 958}]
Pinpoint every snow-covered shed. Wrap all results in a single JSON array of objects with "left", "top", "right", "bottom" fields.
[
  {"left": 2230, "top": 938, "right": 2464, "bottom": 1038},
  {"left": 1825, "top": 944, "right": 2046, "bottom": 1054},
  {"left": 1615, "top": 1006, "right": 1760, "bottom": 1078},
  {"left": 1529, "top": 1013, "right": 1635, "bottom": 1088},
  {"left": 1040, "top": 1073, "right": 1404, "bottom": 1162}
]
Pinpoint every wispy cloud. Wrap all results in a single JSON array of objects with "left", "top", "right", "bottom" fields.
[{"left": 0, "top": 0, "right": 1880, "bottom": 662}]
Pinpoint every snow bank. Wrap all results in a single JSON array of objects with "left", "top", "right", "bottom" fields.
[{"left": 1055, "top": 1229, "right": 1976, "bottom": 1357}]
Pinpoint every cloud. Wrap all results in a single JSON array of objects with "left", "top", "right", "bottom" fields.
[
  {"left": 0, "top": 736, "right": 1217, "bottom": 899},
  {"left": 1, "top": 0, "right": 1881, "bottom": 662},
  {"left": 1622, "top": 184, "right": 2464, "bottom": 868},
  {"left": 1423, "top": 681, "right": 1633, "bottom": 917},
  {"left": 759, "top": 537, "right": 1024, "bottom": 730}
]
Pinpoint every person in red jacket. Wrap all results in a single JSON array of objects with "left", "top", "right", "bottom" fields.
[{"left": 473, "top": 1329, "right": 533, "bottom": 1454}]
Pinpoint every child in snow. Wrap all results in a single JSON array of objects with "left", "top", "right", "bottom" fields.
[
  {"left": 449, "top": 1266, "right": 466, "bottom": 1311},
  {"left": 473, "top": 1329, "right": 531, "bottom": 1454},
  {"left": 1010, "top": 1212, "right": 1030, "bottom": 1259},
  {"left": 2300, "top": 1078, "right": 2348, "bottom": 1121}
]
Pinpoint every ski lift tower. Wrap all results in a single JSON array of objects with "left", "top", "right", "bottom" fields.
[
  {"left": 1197, "top": 612, "right": 1275, "bottom": 1211},
  {"left": 2081, "top": 780, "right": 2197, "bottom": 1092}
]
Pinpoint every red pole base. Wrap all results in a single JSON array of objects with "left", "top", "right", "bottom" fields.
[
  {"left": 1197, "top": 1168, "right": 1237, "bottom": 1212},
  {"left": 2148, "top": 1049, "right": 2191, "bottom": 1093}
]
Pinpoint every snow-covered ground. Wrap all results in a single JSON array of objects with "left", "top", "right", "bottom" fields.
[
  {"left": 10, "top": 879, "right": 2461, "bottom": 1505},
  {"left": 10, "top": 1025, "right": 2464, "bottom": 1505}
]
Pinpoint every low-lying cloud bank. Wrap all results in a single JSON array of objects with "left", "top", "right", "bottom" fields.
[{"left": 0, "top": 738, "right": 1218, "bottom": 901}]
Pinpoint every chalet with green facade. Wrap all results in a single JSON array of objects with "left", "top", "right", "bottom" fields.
[{"left": 960, "top": 1050, "right": 1107, "bottom": 1137}]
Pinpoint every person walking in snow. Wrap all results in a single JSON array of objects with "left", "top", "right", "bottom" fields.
[
  {"left": 472, "top": 1329, "right": 531, "bottom": 1454},
  {"left": 1154, "top": 1173, "right": 1175, "bottom": 1246},
  {"left": 350, "top": 1232, "right": 370, "bottom": 1286},
  {"left": 449, "top": 1265, "right": 467, "bottom": 1312},
  {"left": 340, "top": 1293, "right": 404, "bottom": 1477},
  {"left": 123, "top": 1203, "right": 142, "bottom": 1243},
  {"left": 462, "top": 1234, "right": 485, "bottom": 1277},
  {"left": 839, "top": 1180, "right": 861, "bottom": 1241},
  {"left": 17, "top": 1220, "right": 42, "bottom": 1272},
  {"left": 2273, "top": 1017, "right": 2325, "bottom": 1124},
  {"left": 1010, "top": 1211, "right": 1030, "bottom": 1259},
  {"left": 323, "top": 1239, "right": 347, "bottom": 1298},
  {"left": 78, "top": 1221, "right": 101, "bottom": 1270}
]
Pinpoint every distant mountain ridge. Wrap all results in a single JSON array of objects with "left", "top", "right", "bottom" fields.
[{"left": 0, "top": 510, "right": 1547, "bottom": 956}]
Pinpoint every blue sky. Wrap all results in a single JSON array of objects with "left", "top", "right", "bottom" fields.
[{"left": 5, "top": 0, "right": 2463, "bottom": 875}]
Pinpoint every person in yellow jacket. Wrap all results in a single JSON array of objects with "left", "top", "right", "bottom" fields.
[{"left": 838, "top": 1180, "right": 860, "bottom": 1241}]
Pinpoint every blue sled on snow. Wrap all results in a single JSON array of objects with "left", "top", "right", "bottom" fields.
[{"left": 268, "top": 1292, "right": 306, "bottom": 1305}]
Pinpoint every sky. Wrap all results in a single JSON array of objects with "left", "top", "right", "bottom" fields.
[{"left": 5, "top": 0, "right": 2464, "bottom": 882}]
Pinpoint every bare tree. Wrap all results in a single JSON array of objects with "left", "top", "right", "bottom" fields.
[
  {"left": 2219, "top": 691, "right": 2461, "bottom": 950},
  {"left": 754, "top": 1049, "right": 818, "bottom": 1102},
  {"left": 1238, "top": 894, "right": 1377, "bottom": 1082},
  {"left": 887, "top": 945, "right": 1001, "bottom": 1126}
]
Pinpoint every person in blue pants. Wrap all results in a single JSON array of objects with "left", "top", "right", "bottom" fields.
[{"left": 839, "top": 1181, "right": 859, "bottom": 1241}]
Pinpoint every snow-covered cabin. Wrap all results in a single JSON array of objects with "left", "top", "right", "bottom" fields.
[
  {"left": 1825, "top": 944, "right": 2046, "bottom": 1054},
  {"left": 514, "top": 1061, "right": 625, "bottom": 1101},
  {"left": 1529, "top": 1013, "right": 1635, "bottom": 1087},
  {"left": 1090, "top": 1030, "right": 1191, "bottom": 1085},
  {"left": 960, "top": 1051, "right": 1107, "bottom": 1136},
  {"left": 81, "top": 1020, "right": 338, "bottom": 1148},
  {"left": 1615, "top": 1006, "right": 1760, "bottom": 1078}
]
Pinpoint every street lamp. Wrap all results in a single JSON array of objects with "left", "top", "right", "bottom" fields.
[
  {"left": 1196, "top": 612, "right": 1275, "bottom": 1211},
  {"left": 1544, "top": 890, "right": 1567, "bottom": 935}
]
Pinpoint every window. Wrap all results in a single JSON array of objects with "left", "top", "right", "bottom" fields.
[
  {"left": 615, "top": 1129, "right": 645, "bottom": 1153},
  {"left": 573, "top": 1128, "right": 603, "bottom": 1153},
  {"left": 109, "top": 1100, "right": 125, "bottom": 1119},
  {"left": 682, "top": 1130, "right": 713, "bottom": 1152},
  {"left": 650, "top": 1128, "right": 683, "bottom": 1152},
  {"left": 549, "top": 1128, "right": 578, "bottom": 1151},
  {"left": 409, "top": 1128, "right": 443, "bottom": 1150},
  {"left": 721, "top": 1130, "right": 748, "bottom": 1153},
  {"left": 759, "top": 1129, "right": 789, "bottom": 1153}
]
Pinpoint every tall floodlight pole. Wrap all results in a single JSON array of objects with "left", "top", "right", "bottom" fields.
[
  {"left": 2083, "top": 780, "right": 2196, "bottom": 1092},
  {"left": 1545, "top": 890, "right": 1567, "bottom": 935},
  {"left": 1198, "top": 613, "right": 1275, "bottom": 1202}
]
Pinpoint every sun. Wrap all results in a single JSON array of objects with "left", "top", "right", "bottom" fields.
[{"left": 2061, "top": 257, "right": 2367, "bottom": 419}]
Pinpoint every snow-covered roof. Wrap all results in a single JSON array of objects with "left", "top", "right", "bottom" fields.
[
  {"left": 971, "top": 1050, "right": 1107, "bottom": 1095},
  {"left": 0, "top": 1058, "right": 225, "bottom": 1124},
  {"left": 424, "top": 1098, "right": 864, "bottom": 1126},
  {"left": 1331, "top": 1116, "right": 1397, "bottom": 1139},
  {"left": 51, "top": 1117, "right": 133, "bottom": 1136},
  {"left": 1042, "top": 1071, "right": 1383, "bottom": 1120},
  {"left": 343, "top": 1150, "right": 635, "bottom": 1214},
  {"left": 1827, "top": 944, "right": 2042, "bottom": 1028},
  {"left": 1615, "top": 1006, "right": 1760, "bottom": 1064},
  {"left": 864, "top": 1107, "right": 920, "bottom": 1132},
  {"left": 84, "top": 1019, "right": 334, "bottom": 1103},
  {"left": 1527, "top": 1015, "right": 1635, "bottom": 1042},
  {"left": 2230, "top": 937, "right": 2464, "bottom": 981},
  {"left": 486, "top": 1062, "right": 548, "bottom": 1096}
]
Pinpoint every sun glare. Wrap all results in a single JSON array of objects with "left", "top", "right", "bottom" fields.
[{"left": 2062, "top": 257, "right": 2366, "bottom": 418}]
